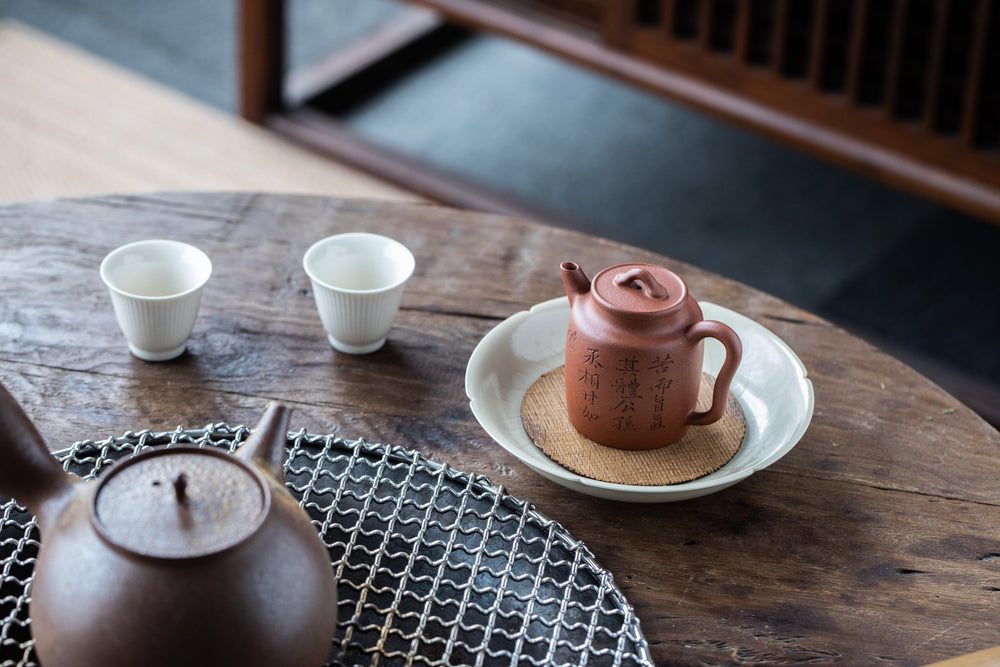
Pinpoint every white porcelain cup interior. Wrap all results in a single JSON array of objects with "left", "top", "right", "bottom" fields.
[
  {"left": 303, "top": 233, "right": 415, "bottom": 354},
  {"left": 100, "top": 240, "right": 212, "bottom": 361},
  {"left": 304, "top": 233, "right": 414, "bottom": 293},
  {"left": 101, "top": 240, "right": 212, "bottom": 298}
]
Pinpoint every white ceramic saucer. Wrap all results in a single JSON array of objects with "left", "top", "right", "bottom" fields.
[{"left": 465, "top": 297, "right": 814, "bottom": 503}]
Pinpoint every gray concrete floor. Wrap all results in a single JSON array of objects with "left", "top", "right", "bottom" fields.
[{"left": 4, "top": 0, "right": 1000, "bottom": 418}]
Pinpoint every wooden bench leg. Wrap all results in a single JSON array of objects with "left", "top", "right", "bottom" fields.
[{"left": 238, "top": 0, "right": 285, "bottom": 122}]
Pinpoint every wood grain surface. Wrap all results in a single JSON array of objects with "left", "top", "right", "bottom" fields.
[{"left": 2, "top": 193, "right": 998, "bottom": 665}]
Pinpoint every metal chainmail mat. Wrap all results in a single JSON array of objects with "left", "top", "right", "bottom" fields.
[{"left": 1, "top": 424, "right": 653, "bottom": 667}]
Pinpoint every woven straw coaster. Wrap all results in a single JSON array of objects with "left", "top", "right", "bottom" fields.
[{"left": 521, "top": 367, "right": 746, "bottom": 486}]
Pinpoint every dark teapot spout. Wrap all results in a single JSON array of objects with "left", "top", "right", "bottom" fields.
[
  {"left": 0, "top": 382, "right": 74, "bottom": 521},
  {"left": 237, "top": 402, "right": 292, "bottom": 482}
]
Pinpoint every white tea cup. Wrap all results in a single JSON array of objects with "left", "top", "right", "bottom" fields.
[
  {"left": 99, "top": 240, "right": 212, "bottom": 361},
  {"left": 303, "top": 233, "right": 415, "bottom": 354}
]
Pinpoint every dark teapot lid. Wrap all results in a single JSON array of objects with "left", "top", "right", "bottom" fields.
[
  {"left": 92, "top": 446, "right": 269, "bottom": 559},
  {"left": 592, "top": 263, "right": 687, "bottom": 316}
]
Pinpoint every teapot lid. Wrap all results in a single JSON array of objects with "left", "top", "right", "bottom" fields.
[
  {"left": 92, "top": 446, "right": 269, "bottom": 559},
  {"left": 592, "top": 263, "right": 686, "bottom": 316}
]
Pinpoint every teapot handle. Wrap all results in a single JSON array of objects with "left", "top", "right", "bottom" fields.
[
  {"left": 0, "top": 382, "right": 73, "bottom": 515},
  {"left": 684, "top": 321, "right": 743, "bottom": 426}
]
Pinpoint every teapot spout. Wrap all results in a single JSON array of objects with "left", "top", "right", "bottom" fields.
[
  {"left": 238, "top": 402, "right": 292, "bottom": 482},
  {"left": 0, "top": 382, "right": 74, "bottom": 526},
  {"left": 561, "top": 261, "right": 591, "bottom": 307}
]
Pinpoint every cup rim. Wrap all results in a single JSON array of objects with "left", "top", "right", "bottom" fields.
[
  {"left": 100, "top": 239, "right": 212, "bottom": 301},
  {"left": 303, "top": 232, "right": 415, "bottom": 294}
]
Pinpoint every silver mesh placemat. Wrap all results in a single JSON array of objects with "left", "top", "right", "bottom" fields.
[{"left": 1, "top": 424, "right": 652, "bottom": 667}]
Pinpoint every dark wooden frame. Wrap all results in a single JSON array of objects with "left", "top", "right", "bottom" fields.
[{"left": 239, "top": 0, "right": 1000, "bottom": 225}]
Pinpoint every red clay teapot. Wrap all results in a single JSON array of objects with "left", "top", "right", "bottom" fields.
[
  {"left": 561, "top": 261, "right": 742, "bottom": 450},
  {"left": 0, "top": 384, "right": 338, "bottom": 667}
]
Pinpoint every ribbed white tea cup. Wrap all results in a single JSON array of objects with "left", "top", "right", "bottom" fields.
[
  {"left": 100, "top": 240, "right": 212, "bottom": 361},
  {"left": 303, "top": 233, "right": 415, "bottom": 354}
]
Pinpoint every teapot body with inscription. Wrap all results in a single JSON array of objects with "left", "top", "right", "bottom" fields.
[
  {"left": 0, "top": 386, "right": 338, "bottom": 667},
  {"left": 561, "top": 261, "right": 742, "bottom": 450}
]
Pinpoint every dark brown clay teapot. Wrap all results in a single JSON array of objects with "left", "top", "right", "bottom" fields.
[
  {"left": 0, "top": 384, "right": 337, "bottom": 667},
  {"left": 561, "top": 261, "right": 743, "bottom": 450}
]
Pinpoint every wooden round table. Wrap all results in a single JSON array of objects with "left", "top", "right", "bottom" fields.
[{"left": 1, "top": 192, "right": 998, "bottom": 665}]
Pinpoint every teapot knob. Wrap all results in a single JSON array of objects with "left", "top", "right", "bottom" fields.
[{"left": 612, "top": 268, "right": 669, "bottom": 300}]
